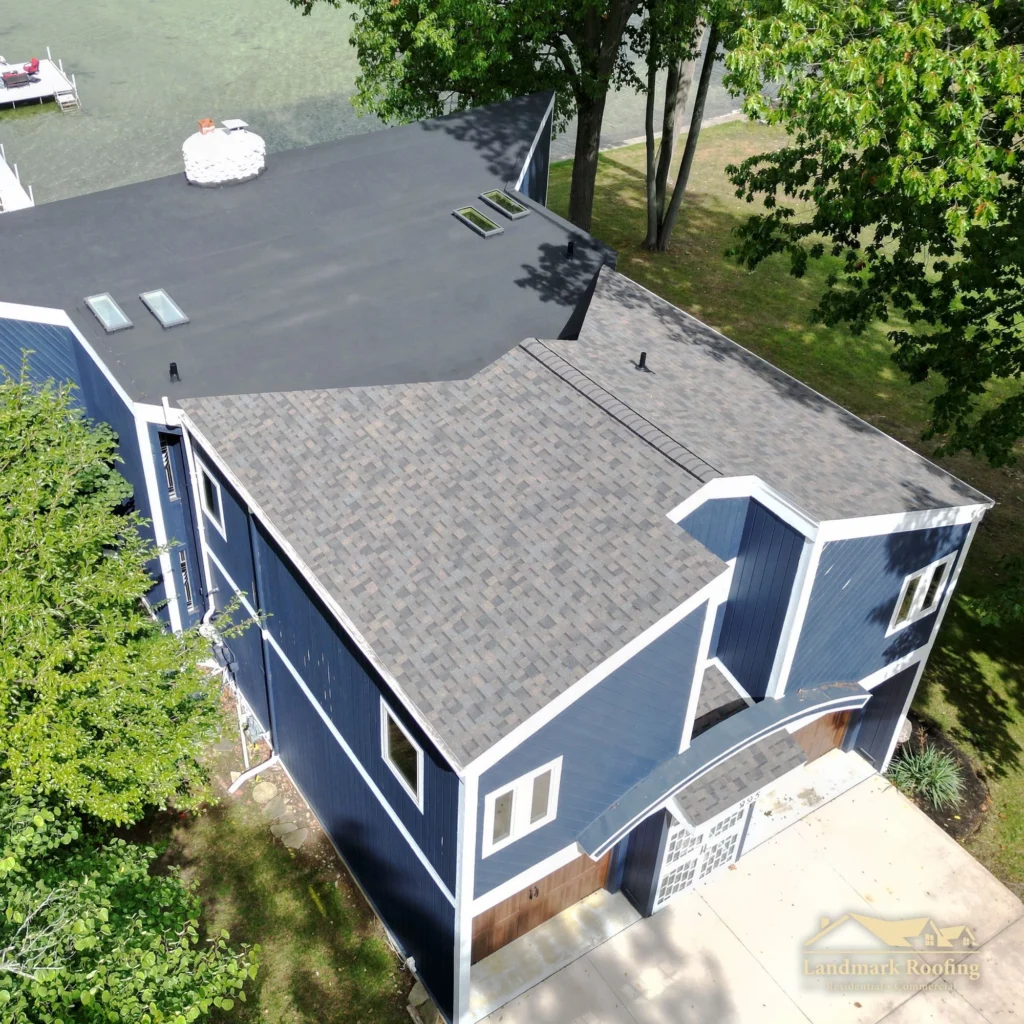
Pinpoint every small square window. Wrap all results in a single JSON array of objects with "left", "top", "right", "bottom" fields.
[
  {"left": 197, "top": 463, "right": 226, "bottom": 539},
  {"left": 381, "top": 700, "right": 424, "bottom": 811},
  {"left": 888, "top": 553, "right": 957, "bottom": 634}
]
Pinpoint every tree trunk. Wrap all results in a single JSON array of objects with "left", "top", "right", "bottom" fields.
[
  {"left": 656, "top": 22, "right": 719, "bottom": 251},
  {"left": 568, "top": 92, "right": 608, "bottom": 232},
  {"left": 643, "top": 42, "right": 660, "bottom": 248}
]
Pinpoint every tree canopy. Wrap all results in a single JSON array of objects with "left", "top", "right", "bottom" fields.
[
  {"left": 0, "top": 373, "right": 228, "bottom": 824},
  {"left": 725, "top": 0, "right": 1024, "bottom": 464}
]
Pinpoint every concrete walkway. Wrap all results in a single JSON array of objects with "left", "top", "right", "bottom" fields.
[{"left": 484, "top": 774, "right": 1023, "bottom": 1024}]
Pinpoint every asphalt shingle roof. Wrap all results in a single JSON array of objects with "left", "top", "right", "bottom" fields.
[
  {"left": 181, "top": 346, "right": 723, "bottom": 766},
  {"left": 558, "top": 268, "right": 988, "bottom": 520}
]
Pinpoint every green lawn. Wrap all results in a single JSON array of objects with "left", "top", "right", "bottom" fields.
[
  {"left": 549, "top": 122, "right": 1024, "bottom": 893},
  {"left": 155, "top": 728, "right": 410, "bottom": 1024}
]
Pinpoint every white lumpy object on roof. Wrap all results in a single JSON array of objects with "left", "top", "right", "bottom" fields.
[{"left": 182, "top": 127, "right": 266, "bottom": 186}]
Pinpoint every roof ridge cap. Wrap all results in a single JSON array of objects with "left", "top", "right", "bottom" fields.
[{"left": 519, "top": 339, "right": 720, "bottom": 484}]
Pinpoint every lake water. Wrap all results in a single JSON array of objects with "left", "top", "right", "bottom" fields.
[{"left": 1, "top": 1, "right": 736, "bottom": 204}]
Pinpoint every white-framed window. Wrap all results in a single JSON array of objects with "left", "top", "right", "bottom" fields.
[
  {"left": 160, "top": 440, "right": 178, "bottom": 500},
  {"left": 197, "top": 462, "right": 226, "bottom": 539},
  {"left": 887, "top": 553, "right": 957, "bottom": 634},
  {"left": 380, "top": 698, "right": 424, "bottom": 812},
  {"left": 482, "top": 757, "right": 562, "bottom": 858},
  {"left": 178, "top": 549, "right": 196, "bottom": 610}
]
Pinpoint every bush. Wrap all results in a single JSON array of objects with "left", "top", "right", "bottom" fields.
[{"left": 888, "top": 745, "right": 965, "bottom": 811}]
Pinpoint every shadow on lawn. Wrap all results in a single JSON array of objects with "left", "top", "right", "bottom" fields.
[{"left": 154, "top": 797, "right": 407, "bottom": 1024}]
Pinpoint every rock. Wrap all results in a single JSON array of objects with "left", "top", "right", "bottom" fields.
[
  {"left": 252, "top": 781, "right": 277, "bottom": 805},
  {"left": 271, "top": 822, "right": 297, "bottom": 837},
  {"left": 230, "top": 771, "right": 241, "bottom": 783},
  {"left": 419, "top": 1002, "right": 442, "bottom": 1024},
  {"left": 262, "top": 795, "right": 287, "bottom": 819},
  {"left": 897, "top": 717, "right": 913, "bottom": 745},
  {"left": 281, "top": 828, "right": 309, "bottom": 849},
  {"left": 407, "top": 981, "right": 430, "bottom": 1008}
]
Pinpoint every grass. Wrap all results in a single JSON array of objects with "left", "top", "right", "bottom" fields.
[
  {"left": 549, "top": 122, "right": 1024, "bottom": 893},
  {"left": 0, "top": 100, "right": 56, "bottom": 122},
  {"left": 151, "top": 725, "right": 409, "bottom": 1024}
]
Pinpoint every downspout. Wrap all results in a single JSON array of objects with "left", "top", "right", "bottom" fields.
[{"left": 227, "top": 753, "right": 280, "bottom": 795}]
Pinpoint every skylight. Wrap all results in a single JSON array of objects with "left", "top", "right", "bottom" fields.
[
  {"left": 85, "top": 293, "right": 133, "bottom": 333},
  {"left": 480, "top": 189, "right": 530, "bottom": 220},
  {"left": 453, "top": 206, "right": 503, "bottom": 238},
  {"left": 140, "top": 289, "right": 189, "bottom": 328}
]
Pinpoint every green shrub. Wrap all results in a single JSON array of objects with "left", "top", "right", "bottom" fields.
[{"left": 888, "top": 745, "right": 965, "bottom": 811}]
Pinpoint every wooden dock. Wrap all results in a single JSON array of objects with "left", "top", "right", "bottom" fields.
[
  {"left": 0, "top": 144, "right": 34, "bottom": 213},
  {"left": 0, "top": 48, "right": 80, "bottom": 111}
]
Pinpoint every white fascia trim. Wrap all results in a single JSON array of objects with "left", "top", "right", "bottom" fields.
[
  {"left": 0, "top": 300, "right": 78, "bottom": 327},
  {"left": 666, "top": 475, "right": 819, "bottom": 540},
  {"left": 180, "top": 413, "right": 464, "bottom": 774},
  {"left": 135, "top": 416, "right": 183, "bottom": 633},
  {"left": 380, "top": 696, "right": 426, "bottom": 813},
  {"left": 816, "top": 503, "right": 989, "bottom": 541},
  {"left": 771, "top": 533, "right": 825, "bottom": 696},
  {"left": 678, "top": 568, "right": 733, "bottom": 752},
  {"left": 857, "top": 650, "right": 928, "bottom": 692},
  {"left": 207, "top": 547, "right": 455, "bottom": 906},
  {"left": 134, "top": 401, "right": 177, "bottom": 425},
  {"left": 707, "top": 657, "right": 754, "bottom": 705},
  {"left": 470, "top": 842, "right": 582, "bottom": 917},
  {"left": 453, "top": 773, "right": 476, "bottom": 1024},
  {"left": 464, "top": 572, "right": 731, "bottom": 778},
  {"left": 512, "top": 92, "right": 556, "bottom": 192},
  {"left": 46, "top": 306, "right": 136, "bottom": 410},
  {"left": 764, "top": 534, "right": 816, "bottom": 700}
]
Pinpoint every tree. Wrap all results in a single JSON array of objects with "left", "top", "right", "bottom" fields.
[
  {"left": 0, "top": 790, "right": 258, "bottom": 1021},
  {"left": 289, "top": 0, "right": 655, "bottom": 231},
  {"left": 0, "top": 371, "right": 242, "bottom": 825},
  {"left": 724, "top": 0, "right": 1024, "bottom": 464}
]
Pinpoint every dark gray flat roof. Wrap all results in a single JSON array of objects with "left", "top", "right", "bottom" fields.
[{"left": 0, "top": 93, "right": 610, "bottom": 402}]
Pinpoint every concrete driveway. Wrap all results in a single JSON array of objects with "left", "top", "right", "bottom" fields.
[{"left": 485, "top": 774, "right": 1023, "bottom": 1024}]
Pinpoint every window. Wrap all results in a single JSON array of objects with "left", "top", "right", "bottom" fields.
[
  {"left": 84, "top": 293, "right": 133, "bottom": 333},
  {"left": 479, "top": 189, "right": 530, "bottom": 220},
  {"left": 139, "top": 288, "right": 189, "bottom": 328},
  {"left": 178, "top": 550, "right": 195, "bottom": 610},
  {"left": 160, "top": 440, "right": 178, "bottom": 499},
  {"left": 380, "top": 700, "right": 424, "bottom": 810},
  {"left": 482, "top": 757, "right": 562, "bottom": 857},
  {"left": 198, "top": 463, "right": 226, "bottom": 539},
  {"left": 452, "top": 206, "right": 504, "bottom": 238},
  {"left": 888, "top": 553, "right": 957, "bottom": 634}
]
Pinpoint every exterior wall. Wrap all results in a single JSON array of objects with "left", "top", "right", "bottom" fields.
[
  {"left": 717, "top": 501, "right": 805, "bottom": 700},
  {"left": 621, "top": 810, "right": 669, "bottom": 917},
  {"left": 0, "top": 317, "right": 82, "bottom": 390},
  {"left": 474, "top": 603, "right": 707, "bottom": 899},
  {"left": 148, "top": 427, "right": 205, "bottom": 628},
  {"left": 787, "top": 523, "right": 970, "bottom": 689},
  {"left": 518, "top": 106, "right": 552, "bottom": 205},
  {"left": 846, "top": 663, "right": 919, "bottom": 769},
  {"left": 678, "top": 496, "right": 750, "bottom": 562}
]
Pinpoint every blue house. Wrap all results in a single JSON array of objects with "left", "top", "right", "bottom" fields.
[{"left": 0, "top": 95, "right": 990, "bottom": 1024}]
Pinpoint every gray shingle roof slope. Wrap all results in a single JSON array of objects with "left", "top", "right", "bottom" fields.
[
  {"left": 673, "top": 729, "right": 805, "bottom": 826},
  {"left": 691, "top": 664, "right": 748, "bottom": 739},
  {"left": 556, "top": 267, "right": 989, "bottom": 520},
  {"left": 0, "top": 93, "right": 610, "bottom": 402},
  {"left": 180, "top": 345, "right": 724, "bottom": 766}
]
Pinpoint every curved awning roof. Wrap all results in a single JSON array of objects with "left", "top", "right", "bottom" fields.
[{"left": 578, "top": 680, "right": 871, "bottom": 858}]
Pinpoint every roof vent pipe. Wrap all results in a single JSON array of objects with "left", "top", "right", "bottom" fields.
[
  {"left": 566, "top": 239, "right": 575, "bottom": 259},
  {"left": 637, "top": 351, "right": 648, "bottom": 372},
  {"left": 169, "top": 361, "right": 180, "bottom": 382}
]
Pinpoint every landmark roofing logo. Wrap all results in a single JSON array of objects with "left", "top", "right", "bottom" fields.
[{"left": 802, "top": 913, "right": 981, "bottom": 989}]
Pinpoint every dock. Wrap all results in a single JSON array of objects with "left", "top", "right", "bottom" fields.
[
  {"left": 0, "top": 48, "right": 80, "bottom": 111},
  {"left": 0, "top": 144, "right": 35, "bottom": 213}
]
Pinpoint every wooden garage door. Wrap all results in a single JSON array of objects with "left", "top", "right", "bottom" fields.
[
  {"left": 471, "top": 851, "right": 611, "bottom": 963},
  {"left": 793, "top": 711, "right": 852, "bottom": 762}
]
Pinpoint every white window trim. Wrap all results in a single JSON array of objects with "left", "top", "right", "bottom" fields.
[
  {"left": 197, "top": 461, "right": 227, "bottom": 540},
  {"left": 380, "top": 697, "right": 425, "bottom": 813},
  {"left": 886, "top": 553, "right": 957, "bottom": 636},
  {"left": 481, "top": 756, "right": 563, "bottom": 859}
]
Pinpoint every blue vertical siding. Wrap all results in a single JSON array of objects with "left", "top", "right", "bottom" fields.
[
  {"left": 268, "top": 643, "right": 455, "bottom": 1019},
  {"left": 787, "top": 524, "right": 969, "bottom": 689},
  {"left": 475, "top": 603, "right": 707, "bottom": 898},
  {"left": 848, "top": 665, "right": 918, "bottom": 769},
  {"left": 0, "top": 318, "right": 83, "bottom": 392},
  {"left": 709, "top": 601, "right": 726, "bottom": 658},
  {"left": 678, "top": 496, "right": 751, "bottom": 562},
  {"left": 251, "top": 519, "right": 459, "bottom": 892},
  {"left": 519, "top": 107, "right": 552, "bottom": 205},
  {"left": 717, "top": 501, "right": 805, "bottom": 700},
  {"left": 621, "top": 810, "right": 669, "bottom": 917}
]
